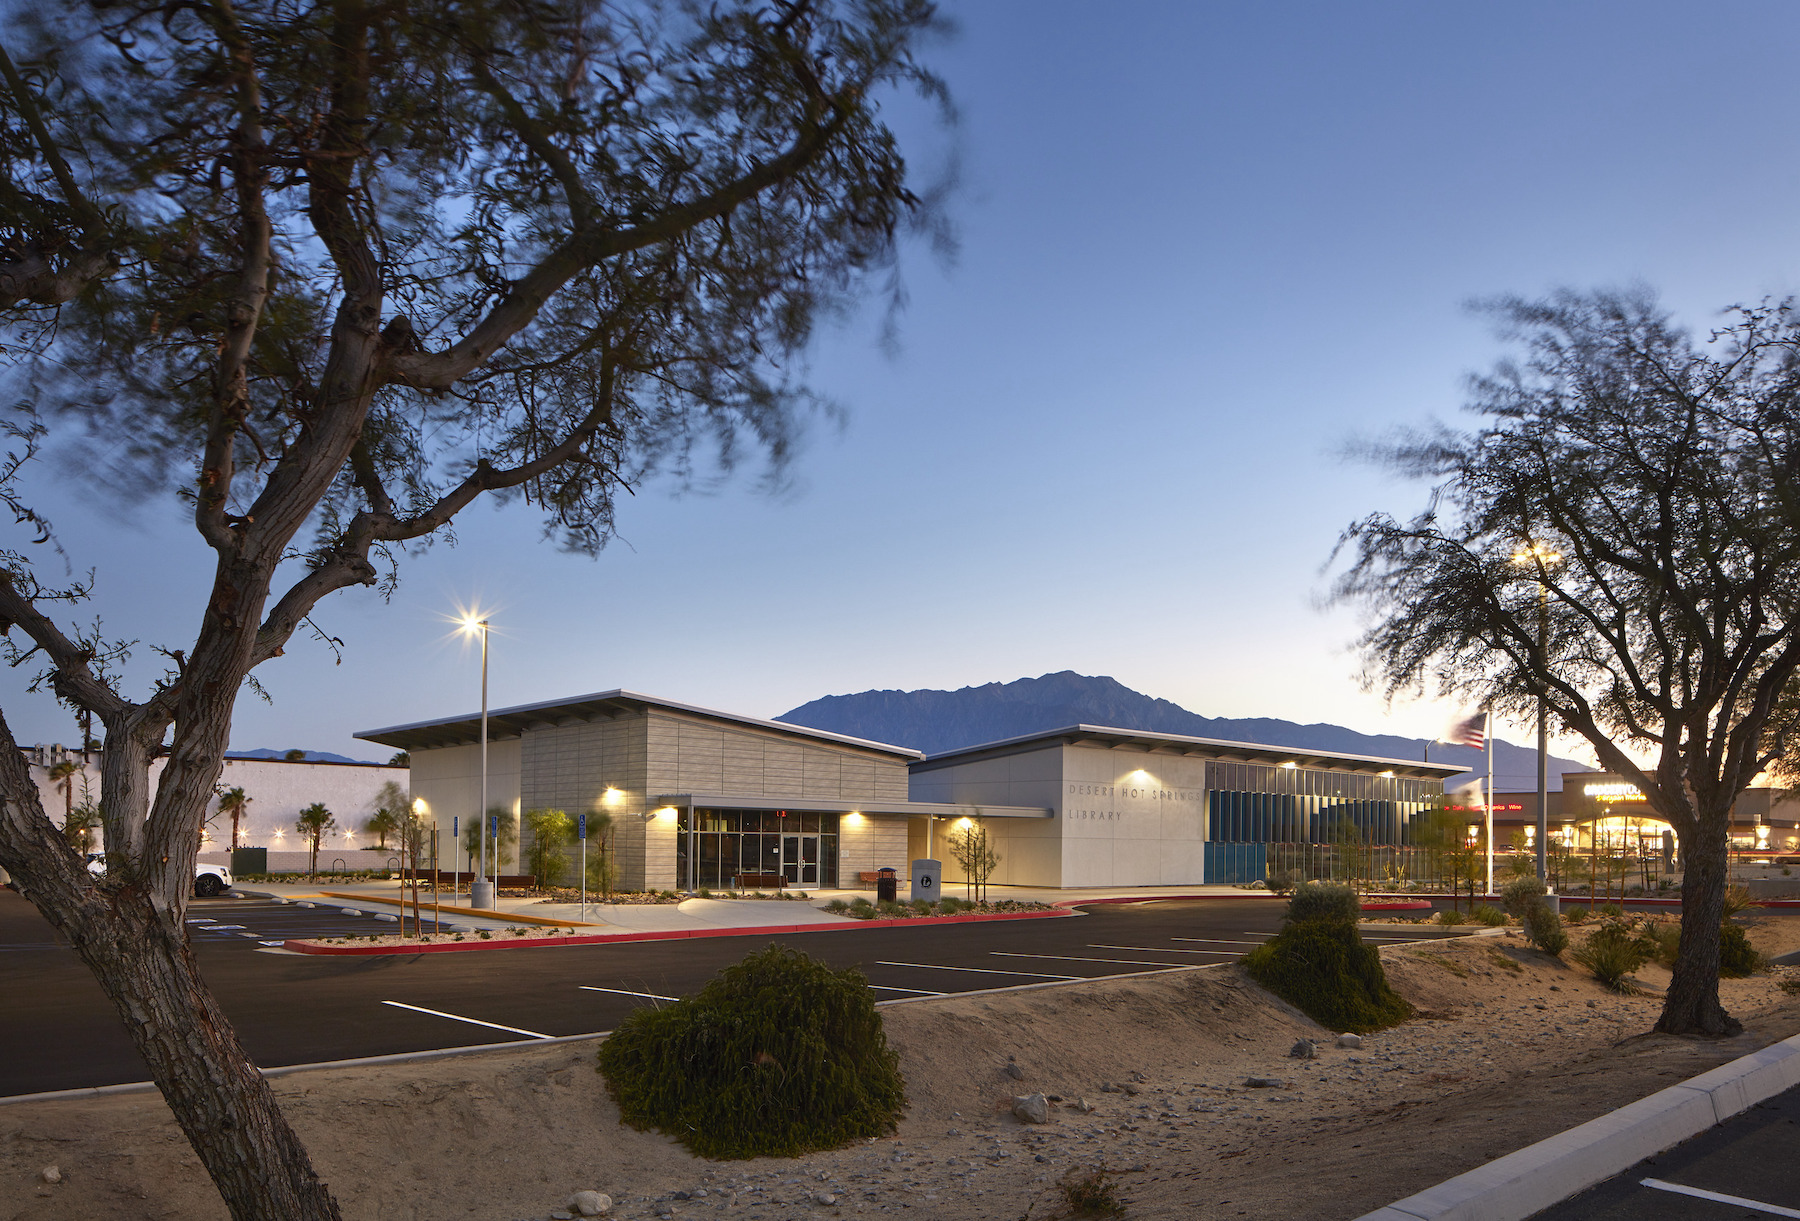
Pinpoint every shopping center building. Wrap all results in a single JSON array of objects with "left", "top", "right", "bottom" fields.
[{"left": 358, "top": 693, "right": 1464, "bottom": 889}]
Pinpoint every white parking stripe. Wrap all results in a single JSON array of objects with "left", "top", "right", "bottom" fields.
[
  {"left": 1640, "top": 1178, "right": 1800, "bottom": 1218},
  {"left": 381, "top": 1001, "right": 550, "bottom": 1039},
  {"left": 866, "top": 984, "right": 948, "bottom": 996},
  {"left": 876, "top": 960, "right": 1080, "bottom": 981},
  {"left": 1171, "top": 937, "right": 1269, "bottom": 946},
  {"left": 1088, "top": 944, "right": 1241, "bottom": 955},
  {"left": 578, "top": 986, "right": 677, "bottom": 1002},
  {"left": 992, "top": 952, "right": 1190, "bottom": 969}
]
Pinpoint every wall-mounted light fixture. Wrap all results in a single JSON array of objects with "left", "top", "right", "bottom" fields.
[{"left": 1279, "top": 761, "right": 1298, "bottom": 770}]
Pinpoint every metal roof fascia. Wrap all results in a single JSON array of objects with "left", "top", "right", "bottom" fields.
[
  {"left": 355, "top": 689, "right": 924, "bottom": 759},
  {"left": 913, "top": 724, "right": 1467, "bottom": 777},
  {"left": 657, "top": 794, "right": 1053, "bottom": 819}
]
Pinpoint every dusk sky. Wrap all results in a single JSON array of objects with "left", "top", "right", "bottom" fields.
[{"left": 10, "top": 1, "right": 1800, "bottom": 763}]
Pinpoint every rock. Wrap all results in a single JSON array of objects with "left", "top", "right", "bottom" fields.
[
  {"left": 1336, "top": 1033, "right": 1362, "bottom": 1049},
  {"left": 551, "top": 1212, "right": 573, "bottom": 1220},
  {"left": 569, "top": 1190, "right": 612, "bottom": 1216},
  {"left": 815, "top": 1192, "right": 839, "bottom": 1205},
  {"left": 1073, "top": 1097, "right": 1095, "bottom": 1113},
  {"left": 1289, "top": 1038, "right": 1318, "bottom": 1059},
  {"left": 1099, "top": 1082, "right": 1118, "bottom": 1092},
  {"left": 1004, "top": 1062, "right": 1025, "bottom": 1080},
  {"left": 1245, "top": 1077, "right": 1285, "bottom": 1089},
  {"left": 1012, "top": 1093, "right": 1050, "bottom": 1124},
  {"left": 40, "top": 1166, "right": 61, "bottom": 1185}
]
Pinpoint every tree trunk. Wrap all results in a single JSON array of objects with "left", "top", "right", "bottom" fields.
[
  {"left": 64, "top": 888, "right": 344, "bottom": 1220},
  {"left": 1657, "top": 825, "right": 1739, "bottom": 1036}
]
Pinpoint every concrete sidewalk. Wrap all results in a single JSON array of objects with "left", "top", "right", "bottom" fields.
[{"left": 233, "top": 878, "right": 1266, "bottom": 936}]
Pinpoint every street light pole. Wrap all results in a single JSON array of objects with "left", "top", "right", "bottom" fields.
[{"left": 465, "top": 616, "right": 495, "bottom": 910}]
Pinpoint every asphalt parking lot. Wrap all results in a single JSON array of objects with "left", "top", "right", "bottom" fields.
[
  {"left": 1530, "top": 1081, "right": 1800, "bottom": 1220},
  {"left": 0, "top": 891, "right": 1479, "bottom": 1098}
]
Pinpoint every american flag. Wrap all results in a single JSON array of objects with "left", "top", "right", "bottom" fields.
[{"left": 1446, "top": 712, "right": 1486, "bottom": 750}]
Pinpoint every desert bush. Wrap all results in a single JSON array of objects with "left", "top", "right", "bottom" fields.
[
  {"left": 937, "top": 896, "right": 968, "bottom": 914},
  {"left": 1572, "top": 919, "right": 1651, "bottom": 992},
  {"left": 596, "top": 944, "right": 905, "bottom": 1159},
  {"left": 824, "top": 899, "right": 849, "bottom": 914},
  {"left": 1437, "top": 908, "right": 1466, "bottom": 926},
  {"left": 1596, "top": 902, "right": 1625, "bottom": 919},
  {"left": 1266, "top": 869, "right": 1297, "bottom": 896},
  {"left": 1286, "top": 881, "right": 1360, "bottom": 925},
  {"left": 1243, "top": 918, "right": 1412, "bottom": 1033},
  {"left": 1523, "top": 904, "right": 1568, "bottom": 956},
  {"left": 1057, "top": 1165, "right": 1125, "bottom": 1218},
  {"left": 1720, "top": 922, "right": 1767, "bottom": 977},
  {"left": 1470, "top": 904, "right": 1507, "bottom": 927},
  {"left": 1500, "top": 876, "right": 1547, "bottom": 920},
  {"left": 1722, "top": 884, "right": 1757, "bottom": 919},
  {"left": 1645, "top": 921, "right": 1681, "bottom": 969}
]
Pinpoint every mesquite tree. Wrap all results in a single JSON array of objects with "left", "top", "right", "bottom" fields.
[
  {"left": 0, "top": 2, "right": 946, "bottom": 1218},
  {"left": 1334, "top": 290, "right": 1800, "bottom": 1037}
]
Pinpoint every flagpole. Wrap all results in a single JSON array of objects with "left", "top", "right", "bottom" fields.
[{"left": 1484, "top": 709, "right": 1495, "bottom": 900}]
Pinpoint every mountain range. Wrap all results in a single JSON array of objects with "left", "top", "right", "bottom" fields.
[
  {"left": 777, "top": 671, "right": 1589, "bottom": 792},
  {"left": 226, "top": 748, "right": 385, "bottom": 766}
]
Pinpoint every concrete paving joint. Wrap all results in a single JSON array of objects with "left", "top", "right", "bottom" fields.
[{"left": 1355, "top": 1032, "right": 1800, "bottom": 1221}]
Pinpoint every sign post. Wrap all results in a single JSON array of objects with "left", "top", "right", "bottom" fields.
[{"left": 578, "top": 812, "right": 588, "bottom": 922}]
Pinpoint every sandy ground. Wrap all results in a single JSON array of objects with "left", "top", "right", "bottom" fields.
[{"left": 4, "top": 917, "right": 1799, "bottom": 1221}]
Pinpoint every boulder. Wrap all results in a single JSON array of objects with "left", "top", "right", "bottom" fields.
[
  {"left": 1336, "top": 1033, "right": 1363, "bottom": 1049},
  {"left": 1289, "top": 1038, "right": 1317, "bottom": 1059},
  {"left": 39, "top": 1166, "right": 60, "bottom": 1185},
  {"left": 1012, "top": 1093, "right": 1050, "bottom": 1124},
  {"left": 569, "top": 1190, "right": 612, "bottom": 1216},
  {"left": 1245, "top": 1077, "right": 1285, "bottom": 1088}
]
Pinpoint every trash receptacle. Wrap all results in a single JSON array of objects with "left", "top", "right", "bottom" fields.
[
  {"left": 876, "top": 866, "right": 898, "bottom": 903},
  {"left": 231, "top": 847, "right": 267, "bottom": 877}
]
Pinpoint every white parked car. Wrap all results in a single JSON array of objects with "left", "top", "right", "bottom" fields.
[{"left": 86, "top": 853, "right": 233, "bottom": 897}]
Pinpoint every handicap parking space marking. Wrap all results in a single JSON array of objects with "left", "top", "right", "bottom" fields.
[
  {"left": 876, "top": 959, "right": 1080, "bottom": 981},
  {"left": 1640, "top": 1178, "right": 1800, "bottom": 1218},
  {"left": 991, "top": 951, "right": 1194, "bottom": 969},
  {"left": 578, "top": 986, "right": 678, "bottom": 1002},
  {"left": 381, "top": 1000, "right": 551, "bottom": 1040}
]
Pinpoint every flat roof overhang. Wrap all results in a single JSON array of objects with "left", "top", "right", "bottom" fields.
[
  {"left": 911, "top": 723, "right": 1468, "bottom": 781},
  {"left": 656, "top": 794, "right": 1053, "bottom": 819},
  {"left": 356, "top": 689, "right": 923, "bottom": 760}
]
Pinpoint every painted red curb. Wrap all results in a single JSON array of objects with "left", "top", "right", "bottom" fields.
[
  {"left": 1054, "top": 893, "right": 1284, "bottom": 907},
  {"left": 1362, "top": 900, "right": 1434, "bottom": 911},
  {"left": 282, "top": 907, "right": 1071, "bottom": 956}
]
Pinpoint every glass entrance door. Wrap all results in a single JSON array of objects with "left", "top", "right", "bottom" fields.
[{"left": 782, "top": 834, "right": 820, "bottom": 885}]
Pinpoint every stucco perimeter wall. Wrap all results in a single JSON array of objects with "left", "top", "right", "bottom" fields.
[
  {"left": 29, "top": 756, "right": 403, "bottom": 857},
  {"left": 910, "top": 745, "right": 1064, "bottom": 888},
  {"left": 408, "top": 741, "right": 524, "bottom": 871},
  {"left": 1060, "top": 744, "right": 1208, "bottom": 886}
]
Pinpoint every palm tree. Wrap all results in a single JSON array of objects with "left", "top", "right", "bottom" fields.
[
  {"left": 47, "top": 759, "right": 80, "bottom": 826},
  {"left": 216, "top": 787, "right": 251, "bottom": 850},
  {"left": 295, "top": 804, "right": 335, "bottom": 879}
]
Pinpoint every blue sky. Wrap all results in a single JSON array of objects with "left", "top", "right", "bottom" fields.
[{"left": 11, "top": 1, "right": 1800, "bottom": 762}]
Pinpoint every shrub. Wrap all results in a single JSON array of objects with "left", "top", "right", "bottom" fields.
[
  {"left": 1471, "top": 904, "right": 1507, "bottom": 927},
  {"left": 1722, "top": 884, "right": 1757, "bottom": 919},
  {"left": 1286, "top": 881, "right": 1360, "bottom": 925},
  {"left": 824, "top": 899, "right": 849, "bottom": 914},
  {"left": 1719, "top": 922, "right": 1767, "bottom": 977},
  {"left": 1573, "top": 919, "right": 1651, "bottom": 992},
  {"left": 1243, "top": 919, "right": 1412, "bottom": 1033},
  {"left": 1437, "top": 909, "right": 1466, "bottom": 926},
  {"left": 1645, "top": 921, "right": 1681, "bottom": 969},
  {"left": 1266, "top": 869, "right": 1296, "bottom": 896},
  {"left": 1057, "top": 1165, "right": 1125, "bottom": 1218},
  {"left": 1523, "top": 904, "right": 1568, "bottom": 956},
  {"left": 595, "top": 944, "right": 905, "bottom": 1158},
  {"left": 1596, "top": 902, "right": 1625, "bottom": 919},
  {"left": 1500, "top": 876, "right": 1547, "bottom": 920},
  {"left": 937, "top": 896, "right": 966, "bottom": 914}
]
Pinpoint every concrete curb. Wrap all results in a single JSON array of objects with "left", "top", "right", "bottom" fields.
[
  {"left": 283, "top": 906, "right": 1072, "bottom": 956},
  {"left": 1354, "top": 1031, "right": 1800, "bottom": 1221}
]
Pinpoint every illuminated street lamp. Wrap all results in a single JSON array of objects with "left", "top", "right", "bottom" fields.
[
  {"left": 460, "top": 614, "right": 495, "bottom": 910},
  {"left": 1512, "top": 543, "right": 1562, "bottom": 884}
]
